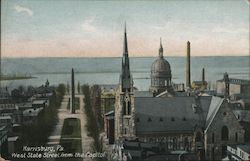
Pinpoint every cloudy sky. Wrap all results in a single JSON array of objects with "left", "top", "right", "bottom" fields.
[{"left": 1, "top": 0, "right": 249, "bottom": 57}]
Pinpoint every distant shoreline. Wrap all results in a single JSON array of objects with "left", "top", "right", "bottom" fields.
[{"left": 0, "top": 75, "right": 36, "bottom": 81}]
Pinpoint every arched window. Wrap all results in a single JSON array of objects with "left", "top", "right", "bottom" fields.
[
  {"left": 127, "top": 102, "right": 131, "bottom": 115},
  {"left": 195, "top": 132, "right": 202, "bottom": 142},
  {"left": 235, "top": 132, "right": 238, "bottom": 142},
  {"left": 123, "top": 102, "right": 126, "bottom": 115},
  {"left": 221, "top": 126, "right": 229, "bottom": 141}
]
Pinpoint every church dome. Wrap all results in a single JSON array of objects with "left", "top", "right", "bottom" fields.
[
  {"left": 151, "top": 58, "right": 171, "bottom": 75},
  {"left": 150, "top": 38, "right": 172, "bottom": 94}
]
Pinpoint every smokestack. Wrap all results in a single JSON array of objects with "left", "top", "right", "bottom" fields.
[
  {"left": 223, "top": 72, "right": 230, "bottom": 98},
  {"left": 71, "top": 68, "right": 75, "bottom": 114},
  {"left": 186, "top": 41, "right": 191, "bottom": 88},
  {"left": 202, "top": 68, "right": 205, "bottom": 83}
]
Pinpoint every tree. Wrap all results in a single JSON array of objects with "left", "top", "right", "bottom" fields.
[
  {"left": 67, "top": 82, "right": 70, "bottom": 94},
  {"left": 77, "top": 81, "right": 80, "bottom": 94}
]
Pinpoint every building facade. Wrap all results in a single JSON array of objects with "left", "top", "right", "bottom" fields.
[
  {"left": 115, "top": 26, "right": 136, "bottom": 140},
  {"left": 113, "top": 27, "right": 246, "bottom": 160}
]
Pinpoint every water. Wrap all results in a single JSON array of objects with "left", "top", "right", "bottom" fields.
[{"left": 1, "top": 56, "right": 249, "bottom": 91}]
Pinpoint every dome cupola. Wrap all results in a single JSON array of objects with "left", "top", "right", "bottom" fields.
[{"left": 150, "top": 38, "right": 172, "bottom": 94}]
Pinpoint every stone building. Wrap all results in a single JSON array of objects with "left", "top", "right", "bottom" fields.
[
  {"left": 113, "top": 27, "right": 246, "bottom": 160},
  {"left": 114, "top": 26, "right": 136, "bottom": 140},
  {"left": 192, "top": 68, "right": 208, "bottom": 91},
  {"left": 204, "top": 97, "right": 245, "bottom": 160},
  {"left": 100, "top": 84, "right": 117, "bottom": 115}
]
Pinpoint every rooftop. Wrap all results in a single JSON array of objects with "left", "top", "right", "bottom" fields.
[
  {"left": 134, "top": 91, "right": 153, "bottom": 97},
  {"left": 32, "top": 99, "right": 47, "bottom": 104},
  {"left": 134, "top": 96, "right": 213, "bottom": 134}
]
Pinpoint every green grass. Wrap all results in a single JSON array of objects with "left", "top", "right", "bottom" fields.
[
  {"left": 61, "top": 118, "right": 81, "bottom": 138},
  {"left": 60, "top": 118, "right": 82, "bottom": 155}
]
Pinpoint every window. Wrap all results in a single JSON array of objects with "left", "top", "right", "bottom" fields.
[
  {"left": 136, "top": 118, "right": 140, "bottom": 122},
  {"left": 235, "top": 132, "right": 238, "bottom": 142},
  {"left": 221, "top": 126, "right": 229, "bottom": 141},
  {"left": 159, "top": 117, "right": 163, "bottom": 122},
  {"left": 171, "top": 117, "right": 175, "bottom": 121},
  {"left": 127, "top": 102, "right": 131, "bottom": 115},
  {"left": 182, "top": 117, "right": 186, "bottom": 121},
  {"left": 148, "top": 118, "right": 152, "bottom": 122},
  {"left": 122, "top": 102, "right": 126, "bottom": 115}
]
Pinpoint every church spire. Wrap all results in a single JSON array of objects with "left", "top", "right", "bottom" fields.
[
  {"left": 123, "top": 23, "right": 128, "bottom": 56},
  {"left": 121, "top": 23, "right": 132, "bottom": 92},
  {"left": 159, "top": 38, "right": 163, "bottom": 58}
]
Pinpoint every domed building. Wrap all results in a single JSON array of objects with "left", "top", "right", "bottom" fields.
[{"left": 150, "top": 39, "right": 172, "bottom": 95}]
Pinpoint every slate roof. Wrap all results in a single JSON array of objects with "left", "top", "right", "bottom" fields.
[
  {"left": 134, "top": 91, "right": 153, "bottom": 97},
  {"left": 134, "top": 96, "right": 212, "bottom": 134},
  {"left": 205, "top": 96, "right": 224, "bottom": 131}
]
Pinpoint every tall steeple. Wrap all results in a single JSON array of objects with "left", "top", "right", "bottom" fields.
[
  {"left": 159, "top": 38, "right": 163, "bottom": 58},
  {"left": 120, "top": 23, "right": 132, "bottom": 92},
  {"left": 123, "top": 23, "right": 128, "bottom": 56}
]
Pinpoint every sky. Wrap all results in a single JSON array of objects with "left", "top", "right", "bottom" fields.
[{"left": 1, "top": 0, "right": 249, "bottom": 57}]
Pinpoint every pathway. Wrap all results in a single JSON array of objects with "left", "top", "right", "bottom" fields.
[{"left": 46, "top": 94, "right": 93, "bottom": 161}]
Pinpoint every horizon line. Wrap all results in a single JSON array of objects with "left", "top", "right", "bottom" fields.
[{"left": 2, "top": 55, "right": 250, "bottom": 59}]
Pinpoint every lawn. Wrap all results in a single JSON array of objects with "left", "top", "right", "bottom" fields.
[{"left": 60, "top": 118, "right": 82, "bottom": 153}]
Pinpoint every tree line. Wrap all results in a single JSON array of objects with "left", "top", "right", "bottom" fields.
[
  {"left": 18, "top": 84, "right": 66, "bottom": 148},
  {"left": 82, "top": 85, "right": 103, "bottom": 161}
]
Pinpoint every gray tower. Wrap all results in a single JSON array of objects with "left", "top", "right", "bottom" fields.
[
  {"left": 186, "top": 41, "right": 191, "bottom": 88},
  {"left": 71, "top": 68, "right": 75, "bottom": 114}
]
